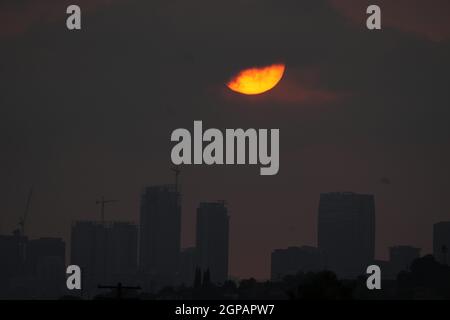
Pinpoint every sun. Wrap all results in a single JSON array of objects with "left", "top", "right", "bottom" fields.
[{"left": 226, "top": 64, "right": 285, "bottom": 95}]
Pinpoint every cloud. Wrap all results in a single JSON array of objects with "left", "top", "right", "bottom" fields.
[
  {"left": 271, "top": 67, "right": 351, "bottom": 105},
  {"left": 329, "top": 0, "right": 450, "bottom": 42}
]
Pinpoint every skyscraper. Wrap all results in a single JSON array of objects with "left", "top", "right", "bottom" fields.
[
  {"left": 27, "top": 237, "right": 66, "bottom": 298},
  {"left": 318, "top": 192, "right": 375, "bottom": 278},
  {"left": 71, "top": 221, "right": 106, "bottom": 289},
  {"left": 71, "top": 221, "right": 138, "bottom": 291},
  {"left": 433, "top": 221, "right": 450, "bottom": 265},
  {"left": 139, "top": 185, "right": 181, "bottom": 286},
  {"left": 107, "top": 222, "right": 138, "bottom": 279},
  {"left": 196, "top": 201, "right": 229, "bottom": 284},
  {"left": 0, "top": 233, "right": 27, "bottom": 297},
  {"left": 27, "top": 237, "right": 65, "bottom": 274}
]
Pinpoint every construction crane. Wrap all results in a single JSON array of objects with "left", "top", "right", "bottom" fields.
[
  {"left": 171, "top": 166, "right": 181, "bottom": 193},
  {"left": 96, "top": 196, "right": 119, "bottom": 223},
  {"left": 17, "top": 187, "right": 33, "bottom": 237}
]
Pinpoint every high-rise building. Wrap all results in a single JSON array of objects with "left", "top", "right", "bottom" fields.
[
  {"left": 107, "top": 222, "right": 138, "bottom": 279},
  {"left": 27, "top": 237, "right": 65, "bottom": 274},
  {"left": 27, "top": 237, "right": 66, "bottom": 298},
  {"left": 318, "top": 192, "right": 375, "bottom": 278},
  {"left": 71, "top": 221, "right": 138, "bottom": 291},
  {"left": 389, "top": 245, "right": 421, "bottom": 274},
  {"left": 71, "top": 221, "right": 107, "bottom": 289},
  {"left": 139, "top": 185, "right": 181, "bottom": 286},
  {"left": 433, "top": 222, "right": 450, "bottom": 265},
  {"left": 0, "top": 233, "right": 27, "bottom": 297},
  {"left": 271, "top": 246, "right": 325, "bottom": 281},
  {"left": 196, "top": 201, "right": 229, "bottom": 284}
]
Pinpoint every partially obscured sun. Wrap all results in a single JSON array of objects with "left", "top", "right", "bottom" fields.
[{"left": 226, "top": 64, "right": 285, "bottom": 95}]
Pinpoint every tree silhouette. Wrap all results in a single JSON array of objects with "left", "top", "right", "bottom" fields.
[
  {"left": 293, "top": 271, "right": 354, "bottom": 300},
  {"left": 202, "top": 269, "right": 211, "bottom": 288}
]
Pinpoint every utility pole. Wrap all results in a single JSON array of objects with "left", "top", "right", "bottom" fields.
[
  {"left": 98, "top": 282, "right": 141, "bottom": 300},
  {"left": 96, "top": 196, "right": 119, "bottom": 223}
]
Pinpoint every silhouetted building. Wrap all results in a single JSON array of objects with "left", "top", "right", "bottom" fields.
[
  {"left": 27, "top": 237, "right": 65, "bottom": 274},
  {"left": 107, "top": 222, "right": 138, "bottom": 280},
  {"left": 179, "top": 247, "right": 197, "bottom": 286},
  {"left": 71, "top": 221, "right": 138, "bottom": 292},
  {"left": 433, "top": 222, "right": 450, "bottom": 265},
  {"left": 196, "top": 201, "right": 229, "bottom": 284},
  {"left": 318, "top": 192, "right": 375, "bottom": 278},
  {"left": 139, "top": 185, "right": 181, "bottom": 287},
  {"left": 26, "top": 237, "right": 66, "bottom": 298},
  {"left": 0, "top": 234, "right": 66, "bottom": 298},
  {"left": 0, "top": 233, "right": 27, "bottom": 297},
  {"left": 71, "top": 221, "right": 107, "bottom": 290},
  {"left": 271, "top": 246, "right": 325, "bottom": 281},
  {"left": 389, "top": 245, "right": 421, "bottom": 274}
]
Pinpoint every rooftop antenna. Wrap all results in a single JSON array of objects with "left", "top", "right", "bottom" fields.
[{"left": 96, "top": 196, "right": 119, "bottom": 223}]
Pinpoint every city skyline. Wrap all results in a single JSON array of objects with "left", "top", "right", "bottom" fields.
[
  {"left": 2, "top": 182, "right": 448, "bottom": 282},
  {"left": 2, "top": 180, "right": 450, "bottom": 299}
]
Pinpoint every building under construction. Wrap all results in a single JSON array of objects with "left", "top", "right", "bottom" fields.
[
  {"left": 138, "top": 184, "right": 181, "bottom": 290},
  {"left": 70, "top": 220, "right": 138, "bottom": 295}
]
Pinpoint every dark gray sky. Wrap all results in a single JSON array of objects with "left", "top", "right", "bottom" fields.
[{"left": 1, "top": 0, "right": 450, "bottom": 279}]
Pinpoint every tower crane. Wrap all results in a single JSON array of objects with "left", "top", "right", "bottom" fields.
[{"left": 96, "top": 196, "right": 119, "bottom": 223}]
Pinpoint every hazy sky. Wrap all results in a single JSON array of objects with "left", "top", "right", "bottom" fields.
[{"left": 1, "top": 0, "right": 450, "bottom": 279}]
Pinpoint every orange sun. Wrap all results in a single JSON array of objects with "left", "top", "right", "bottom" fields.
[{"left": 226, "top": 64, "right": 285, "bottom": 95}]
